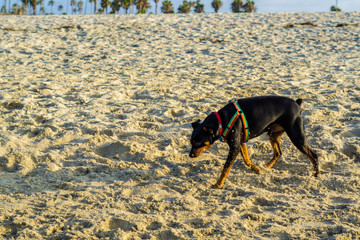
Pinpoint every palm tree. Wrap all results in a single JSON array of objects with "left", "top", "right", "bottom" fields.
[
  {"left": 211, "top": 0, "right": 221, "bottom": 13},
  {"left": 77, "top": 0, "right": 83, "bottom": 13},
  {"left": 20, "top": 3, "right": 26, "bottom": 14},
  {"left": 11, "top": 3, "right": 23, "bottom": 14},
  {"left": 39, "top": 0, "right": 45, "bottom": 14},
  {"left": 58, "top": 4, "right": 63, "bottom": 13},
  {"left": 129, "top": 0, "right": 134, "bottom": 13},
  {"left": 122, "top": 0, "right": 134, "bottom": 13},
  {"left": 135, "top": 0, "right": 150, "bottom": 13},
  {"left": 231, "top": 0, "right": 242, "bottom": 12},
  {"left": 89, "top": 0, "right": 97, "bottom": 13},
  {"left": 71, "top": 0, "right": 76, "bottom": 13},
  {"left": 40, "top": 5, "right": 45, "bottom": 14},
  {"left": 121, "top": 0, "right": 130, "bottom": 13},
  {"left": 178, "top": 0, "right": 194, "bottom": 13},
  {"left": 1, "top": 0, "right": 6, "bottom": 13},
  {"left": 21, "top": 0, "right": 30, "bottom": 14},
  {"left": 48, "top": 0, "right": 54, "bottom": 13},
  {"left": 101, "top": 0, "right": 109, "bottom": 13},
  {"left": 330, "top": 6, "right": 341, "bottom": 11},
  {"left": 243, "top": 0, "right": 255, "bottom": 12},
  {"left": 29, "top": 0, "right": 36, "bottom": 14},
  {"left": 153, "top": 0, "right": 159, "bottom": 14},
  {"left": 161, "top": 0, "right": 173, "bottom": 13},
  {"left": 194, "top": 0, "right": 204, "bottom": 13},
  {"left": 330, "top": 0, "right": 341, "bottom": 11},
  {"left": 1, "top": 0, "right": 10, "bottom": 13},
  {"left": 110, "top": 0, "right": 121, "bottom": 13}
]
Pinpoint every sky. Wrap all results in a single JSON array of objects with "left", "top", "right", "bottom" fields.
[{"left": 3, "top": 0, "right": 360, "bottom": 15}]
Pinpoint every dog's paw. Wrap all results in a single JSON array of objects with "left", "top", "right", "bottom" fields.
[
  {"left": 212, "top": 183, "right": 222, "bottom": 189},
  {"left": 251, "top": 165, "right": 260, "bottom": 174},
  {"left": 264, "top": 162, "right": 273, "bottom": 168}
]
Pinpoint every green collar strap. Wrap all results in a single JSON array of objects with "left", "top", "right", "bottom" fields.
[{"left": 220, "top": 99, "right": 249, "bottom": 142}]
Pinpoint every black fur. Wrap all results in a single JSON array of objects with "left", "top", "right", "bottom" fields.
[{"left": 189, "top": 96, "right": 319, "bottom": 188}]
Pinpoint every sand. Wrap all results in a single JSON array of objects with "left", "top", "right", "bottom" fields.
[{"left": 0, "top": 12, "right": 359, "bottom": 239}]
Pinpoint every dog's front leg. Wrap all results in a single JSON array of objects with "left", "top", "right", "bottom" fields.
[{"left": 213, "top": 147, "right": 240, "bottom": 189}]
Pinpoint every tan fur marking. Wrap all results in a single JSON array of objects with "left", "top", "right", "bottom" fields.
[
  {"left": 240, "top": 143, "right": 260, "bottom": 174},
  {"left": 192, "top": 143, "right": 211, "bottom": 157},
  {"left": 265, "top": 131, "right": 284, "bottom": 168}
]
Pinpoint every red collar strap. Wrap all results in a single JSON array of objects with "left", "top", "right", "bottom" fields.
[{"left": 213, "top": 112, "right": 223, "bottom": 137}]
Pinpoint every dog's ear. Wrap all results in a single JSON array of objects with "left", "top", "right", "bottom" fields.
[{"left": 192, "top": 120, "right": 201, "bottom": 129}]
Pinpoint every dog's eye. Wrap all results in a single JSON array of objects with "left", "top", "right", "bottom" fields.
[
  {"left": 191, "top": 140, "right": 202, "bottom": 147},
  {"left": 192, "top": 141, "right": 210, "bottom": 148}
]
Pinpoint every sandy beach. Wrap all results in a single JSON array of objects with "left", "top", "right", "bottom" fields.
[{"left": 0, "top": 12, "right": 359, "bottom": 239}]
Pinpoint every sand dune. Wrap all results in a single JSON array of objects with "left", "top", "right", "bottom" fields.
[{"left": 0, "top": 12, "right": 359, "bottom": 239}]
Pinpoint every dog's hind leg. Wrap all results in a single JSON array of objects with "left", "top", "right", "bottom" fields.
[
  {"left": 240, "top": 143, "right": 260, "bottom": 174},
  {"left": 285, "top": 117, "right": 319, "bottom": 177},
  {"left": 265, "top": 131, "right": 285, "bottom": 168}
]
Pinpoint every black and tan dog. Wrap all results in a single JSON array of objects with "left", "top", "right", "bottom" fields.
[{"left": 189, "top": 96, "right": 319, "bottom": 189}]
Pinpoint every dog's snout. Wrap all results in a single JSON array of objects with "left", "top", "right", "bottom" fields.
[{"left": 189, "top": 147, "right": 198, "bottom": 158}]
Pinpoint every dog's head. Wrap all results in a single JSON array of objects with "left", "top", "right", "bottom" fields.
[{"left": 189, "top": 116, "right": 218, "bottom": 158}]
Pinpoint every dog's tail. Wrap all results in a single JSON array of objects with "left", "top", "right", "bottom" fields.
[{"left": 296, "top": 98, "right": 303, "bottom": 107}]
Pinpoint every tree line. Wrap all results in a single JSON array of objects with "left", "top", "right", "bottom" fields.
[
  {"left": 0, "top": 0, "right": 342, "bottom": 15},
  {"left": 0, "top": 0, "right": 256, "bottom": 15}
]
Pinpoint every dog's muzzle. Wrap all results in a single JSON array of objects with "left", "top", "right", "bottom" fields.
[{"left": 189, "top": 144, "right": 211, "bottom": 158}]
